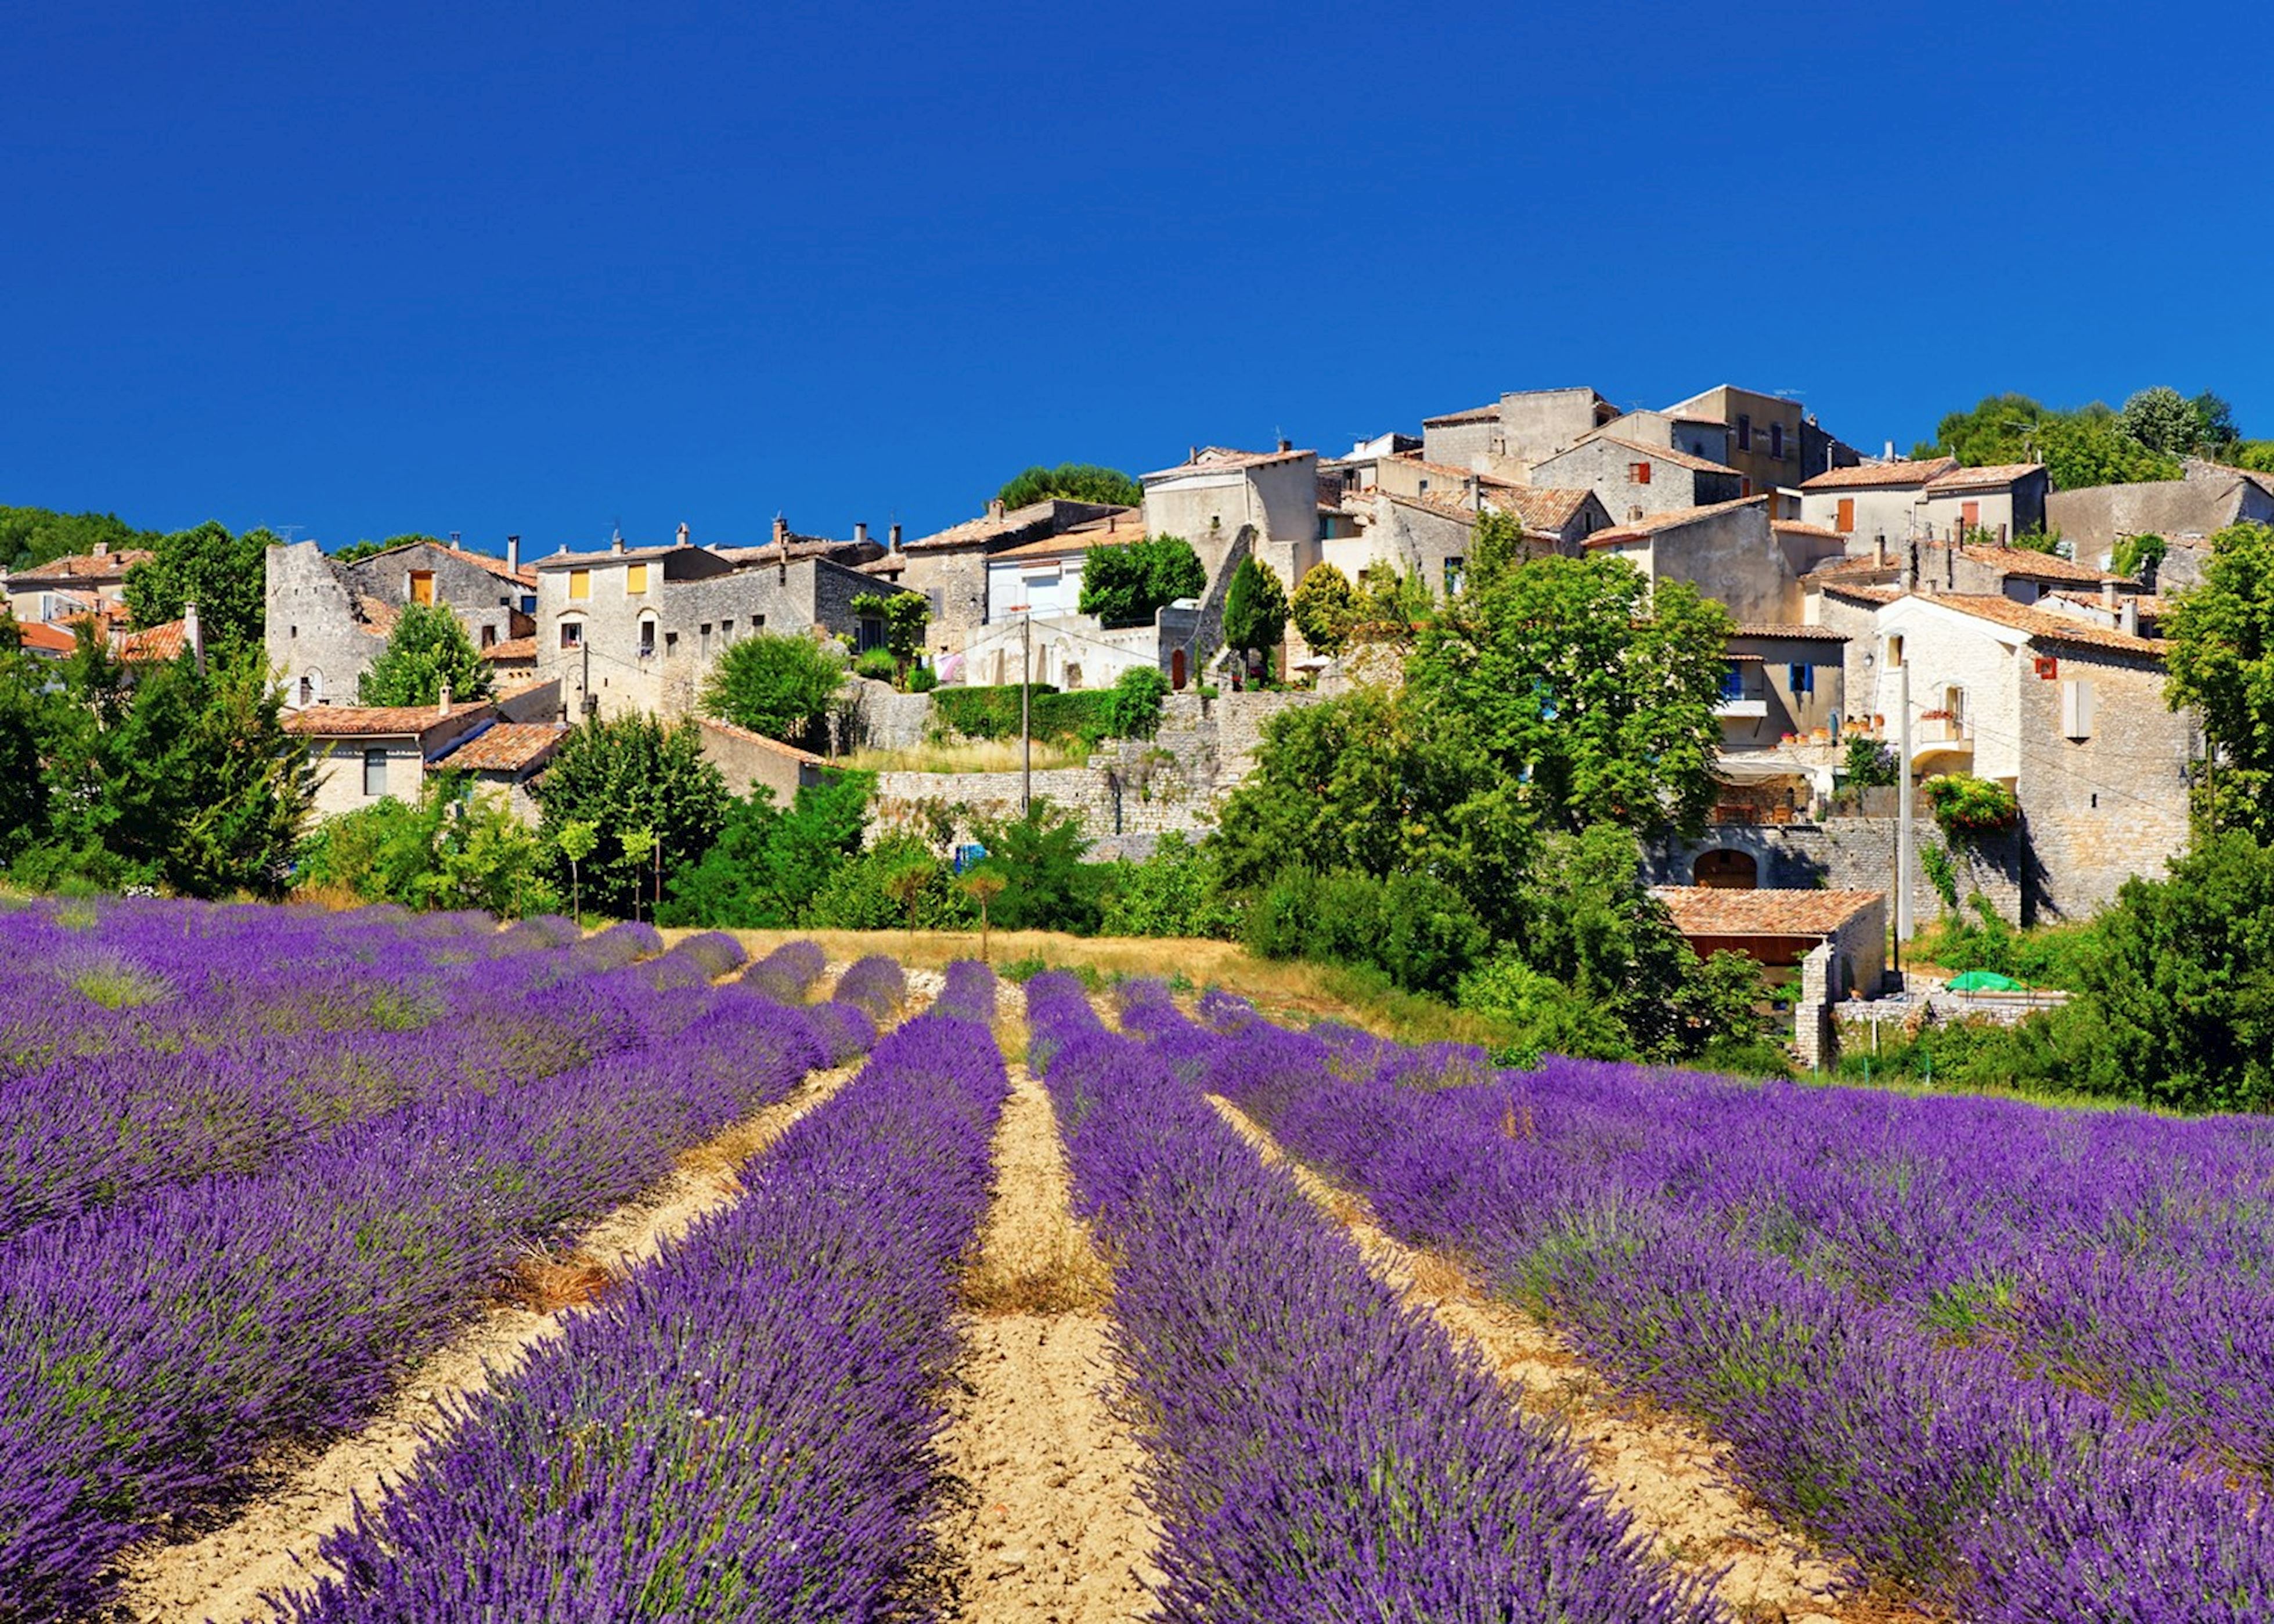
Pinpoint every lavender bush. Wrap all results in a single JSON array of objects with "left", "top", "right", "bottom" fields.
[
  {"left": 933, "top": 959, "right": 998, "bottom": 1026},
  {"left": 284, "top": 1008, "right": 1007, "bottom": 1621},
  {"left": 1026, "top": 973, "right": 1723, "bottom": 1623},
  {"left": 740, "top": 938, "right": 827, "bottom": 1003},
  {"left": 832, "top": 953, "right": 909, "bottom": 1020}
]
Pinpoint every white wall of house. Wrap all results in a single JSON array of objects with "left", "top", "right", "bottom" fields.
[
  {"left": 1799, "top": 482, "right": 1933, "bottom": 542},
  {"left": 985, "top": 553, "right": 1087, "bottom": 620}
]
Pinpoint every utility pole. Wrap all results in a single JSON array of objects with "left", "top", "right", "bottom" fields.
[
  {"left": 1020, "top": 608, "right": 1033, "bottom": 814},
  {"left": 1895, "top": 655, "right": 1915, "bottom": 969},
  {"left": 581, "top": 638, "right": 592, "bottom": 720}
]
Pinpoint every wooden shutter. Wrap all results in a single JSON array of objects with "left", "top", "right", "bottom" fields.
[
  {"left": 2062, "top": 678, "right": 2095, "bottom": 739},
  {"left": 625, "top": 562, "right": 648, "bottom": 594},
  {"left": 1836, "top": 497, "right": 1855, "bottom": 532},
  {"left": 409, "top": 571, "right": 434, "bottom": 605},
  {"left": 568, "top": 569, "right": 590, "bottom": 601}
]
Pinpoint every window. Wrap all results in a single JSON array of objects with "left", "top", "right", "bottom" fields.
[
  {"left": 1770, "top": 422, "right": 1785, "bottom": 460},
  {"left": 1443, "top": 556, "right": 1465, "bottom": 596},
  {"left": 289, "top": 624, "right": 297, "bottom": 639},
  {"left": 1418, "top": 478, "right": 1430, "bottom": 495},
  {"left": 1719, "top": 665, "right": 1746, "bottom": 702},
  {"left": 625, "top": 562, "right": 648, "bottom": 594},
  {"left": 857, "top": 615, "right": 886, "bottom": 653},
  {"left": 1961, "top": 500, "right": 1981, "bottom": 528},
  {"left": 363, "top": 748, "right": 387, "bottom": 798},
  {"left": 1886, "top": 634, "right": 1904, "bottom": 668},
  {"left": 2061, "top": 678, "right": 2095, "bottom": 739},
  {"left": 568, "top": 569, "right": 591, "bottom": 601},
  {"left": 1736, "top": 413, "right": 1753, "bottom": 451},
  {"left": 1790, "top": 663, "right": 1814, "bottom": 696},
  {"left": 637, "top": 615, "right": 657, "bottom": 658},
  {"left": 1631, "top": 461, "right": 1653, "bottom": 485},
  {"left": 480, "top": 624, "right": 496, "bottom": 648},
  {"left": 720, "top": 618, "right": 734, "bottom": 640},
  {"left": 1944, "top": 685, "right": 1967, "bottom": 727},
  {"left": 558, "top": 619, "right": 583, "bottom": 649},
  {"left": 665, "top": 630, "right": 679, "bottom": 653},
  {"left": 409, "top": 570, "right": 434, "bottom": 605},
  {"left": 297, "top": 675, "right": 312, "bottom": 706},
  {"left": 1836, "top": 497, "right": 1856, "bottom": 532}
]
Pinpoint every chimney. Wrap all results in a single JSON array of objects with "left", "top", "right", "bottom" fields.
[
  {"left": 772, "top": 515, "right": 788, "bottom": 551},
  {"left": 2100, "top": 578, "right": 2118, "bottom": 610},
  {"left": 1188, "top": 445, "right": 1198, "bottom": 464},
  {"left": 183, "top": 600, "right": 204, "bottom": 676},
  {"left": 889, "top": 522, "right": 903, "bottom": 551},
  {"left": 506, "top": 535, "right": 521, "bottom": 573},
  {"left": 92, "top": 541, "right": 108, "bottom": 558},
  {"left": 2120, "top": 598, "right": 2139, "bottom": 636},
  {"left": 987, "top": 498, "right": 1005, "bottom": 522},
  {"left": 854, "top": 521, "right": 869, "bottom": 547},
  {"left": 610, "top": 531, "right": 625, "bottom": 555},
  {"left": 438, "top": 680, "right": 452, "bottom": 716},
  {"left": 1278, "top": 436, "right": 1292, "bottom": 453},
  {"left": 1883, "top": 439, "right": 1896, "bottom": 461},
  {"left": 449, "top": 531, "right": 462, "bottom": 546},
  {"left": 676, "top": 521, "right": 690, "bottom": 547},
  {"left": 1873, "top": 533, "right": 1887, "bottom": 568}
]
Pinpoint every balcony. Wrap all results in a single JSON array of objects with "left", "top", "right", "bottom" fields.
[{"left": 1713, "top": 696, "right": 1770, "bottom": 719}]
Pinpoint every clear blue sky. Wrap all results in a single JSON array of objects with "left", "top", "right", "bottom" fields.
[{"left": 6, "top": 0, "right": 2269, "bottom": 553}]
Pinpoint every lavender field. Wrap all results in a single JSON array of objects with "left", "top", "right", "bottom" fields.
[{"left": 5, "top": 896, "right": 2269, "bottom": 1621}]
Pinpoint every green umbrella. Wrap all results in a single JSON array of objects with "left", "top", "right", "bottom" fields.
[{"left": 1948, "top": 970, "right": 2027, "bottom": 993}]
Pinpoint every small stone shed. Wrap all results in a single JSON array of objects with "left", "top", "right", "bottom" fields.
[{"left": 1651, "top": 885, "right": 1887, "bottom": 999}]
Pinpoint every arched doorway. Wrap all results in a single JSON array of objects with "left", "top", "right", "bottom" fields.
[
  {"left": 1171, "top": 648, "right": 1187, "bottom": 690},
  {"left": 1694, "top": 849, "right": 1758, "bottom": 889}
]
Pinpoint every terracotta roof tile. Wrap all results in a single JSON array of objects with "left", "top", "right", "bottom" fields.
[
  {"left": 1653, "top": 886, "right": 1884, "bottom": 937},
  {"left": 1489, "top": 486, "right": 1597, "bottom": 531},
  {"left": 431, "top": 722, "right": 565, "bottom": 774},
  {"left": 1817, "top": 582, "right": 1901, "bottom": 605},
  {"left": 118, "top": 620, "right": 188, "bottom": 662},
  {"left": 6, "top": 548, "right": 153, "bottom": 584},
  {"left": 12, "top": 620, "right": 78, "bottom": 655},
  {"left": 1773, "top": 521, "right": 1849, "bottom": 542},
  {"left": 1799, "top": 456, "right": 1958, "bottom": 491},
  {"left": 1948, "top": 544, "right": 2127, "bottom": 586},
  {"left": 1585, "top": 436, "right": 1740, "bottom": 476},
  {"left": 481, "top": 636, "right": 537, "bottom": 662},
  {"left": 283, "top": 704, "right": 490, "bottom": 738},
  {"left": 1585, "top": 496, "right": 1768, "bottom": 547},
  {"left": 354, "top": 539, "right": 536, "bottom": 589},
  {"left": 1421, "top": 403, "right": 1500, "bottom": 427},
  {"left": 1142, "top": 446, "right": 1313, "bottom": 480},
  {"left": 1730, "top": 623, "right": 1849, "bottom": 641},
  {"left": 1923, "top": 461, "right": 2046, "bottom": 493},
  {"left": 1909, "top": 593, "right": 2168, "bottom": 656}
]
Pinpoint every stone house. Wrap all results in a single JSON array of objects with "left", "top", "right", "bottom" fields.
[
  {"left": 1141, "top": 444, "right": 1319, "bottom": 590},
  {"left": 284, "top": 701, "right": 498, "bottom": 820},
  {"left": 1585, "top": 410, "right": 1732, "bottom": 468},
  {"left": 1920, "top": 463, "right": 2050, "bottom": 543},
  {"left": 5, "top": 543, "right": 152, "bottom": 625},
  {"left": 534, "top": 536, "right": 905, "bottom": 723},
  {"left": 1717, "top": 625, "right": 1849, "bottom": 752},
  {"left": 2047, "top": 461, "right": 2274, "bottom": 585},
  {"left": 267, "top": 538, "right": 536, "bottom": 710},
  {"left": 1805, "top": 536, "right": 2137, "bottom": 607},
  {"left": 695, "top": 717, "right": 831, "bottom": 804},
  {"left": 1663, "top": 384, "right": 1859, "bottom": 494},
  {"left": 1421, "top": 387, "right": 1619, "bottom": 479},
  {"left": 891, "top": 499, "right": 1133, "bottom": 656},
  {"left": 1811, "top": 584, "right": 2193, "bottom": 921},
  {"left": 1653, "top": 885, "right": 1887, "bottom": 1001},
  {"left": 1796, "top": 457, "right": 1958, "bottom": 542},
  {"left": 428, "top": 721, "right": 567, "bottom": 822},
  {"left": 1584, "top": 497, "right": 1845, "bottom": 623},
  {"left": 1529, "top": 436, "right": 1745, "bottom": 522}
]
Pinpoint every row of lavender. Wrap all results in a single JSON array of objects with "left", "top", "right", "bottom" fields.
[
  {"left": 0, "top": 913, "right": 877, "bottom": 1623},
  {"left": 286, "top": 966, "right": 1004, "bottom": 1620},
  {"left": 1128, "top": 983, "right": 2274, "bottom": 1619},
  {"left": 1026, "top": 973, "right": 1724, "bottom": 1622}
]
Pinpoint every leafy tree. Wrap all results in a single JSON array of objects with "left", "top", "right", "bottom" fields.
[
  {"left": 2233, "top": 442, "right": 2274, "bottom": 474},
  {"left": 358, "top": 600, "right": 494, "bottom": 705},
  {"left": 2111, "top": 532, "right": 2168, "bottom": 581},
  {"left": 1291, "top": 562, "right": 1359, "bottom": 655},
  {"left": 1104, "top": 665, "right": 1169, "bottom": 738},
  {"left": 2193, "top": 392, "right": 2240, "bottom": 453},
  {"left": 557, "top": 819, "right": 599, "bottom": 920},
  {"left": 0, "top": 506, "right": 154, "bottom": 574},
  {"left": 0, "top": 617, "right": 69, "bottom": 859},
  {"left": 1457, "top": 951, "right": 1632, "bottom": 1062},
  {"left": 661, "top": 771, "right": 875, "bottom": 928},
  {"left": 851, "top": 591, "right": 928, "bottom": 682},
  {"left": 617, "top": 826, "right": 657, "bottom": 921},
  {"left": 530, "top": 714, "right": 728, "bottom": 917},
  {"left": 2118, "top": 387, "right": 2205, "bottom": 459},
  {"left": 1239, "top": 862, "right": 1488, "bottom": 996},
  {"left": 1843, "top": 735, "right": 1898, "bottom": 789},
  {"left": 805, "top": 835, "right": 973, "bottom": 930},
  {"left": 2165, "top": 521, "right": 2274, "bottom": 838},
  {"left": 996, "top": 464, "right": 1143, "bottom": 511},
  {"left": 1221, "top": 556, "right": 1289, "bottom": 675},
  {"left": 971, "top": 801, "right": 1102, "bottom": 933},
  {"left": 701, "top": 631, "right": 846, "bottom": 748},
  {"left": 1097, "top": 832, "right": 1241, "bottom": 939},
  {"left": 1915, "top": 394, "right": 2184, "bottom": 489},
  {"left": 1921, "top": 772, "right": 2020, "bottom": 836},
  {"left": 961, "top": 870, "right": 1007, "bottom": 959},
  {"left": 1352, "top": 562, "right": 1434, "bottom": 643},
  {"left": 1414, "top": 554, "right": 1731, "bottom": 840},
  {"left": 295, "top": 775, "right": 560, "bottom": 915},
  {"left": 31, "top": 645, "right": 314, "bottom": 897},
  {"left": 1078, "top": 535, "right": 1207, "bottom": 628},
  {"left": 122, "top": 521, "right": 273, "bottom": 649},
  {"left": 1465, "top": 507, "right": 1525, "bottom": 594}
]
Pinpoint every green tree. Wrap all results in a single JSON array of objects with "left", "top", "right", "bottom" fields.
[
  {"left": 2165, "top": 520, "right": 2274, "bottom": 838},
  {"left": 557, "top": 818, "right": 599, "bottom": 921},
  {"left": 2112, "top": 532, "right": 2168, "bottom": 581},
  {"left": 1104, "top": 666, "right": 1170, "bottom": 739},
  {"left": 1077, "top": 535, "right": 1207, "bottom": 629},
  {"left": 996, "top": 464, "right": 1143, "bottom": 511},
  {"left": 805, "top": 835, "right": 973, "bottom": 931},
  {"left": 661, "top": 771, "right": 874, "bottom": 928},
  {"left": 33, "top": 645, "right": 315, "bottom": 897},
  {"left": 1414, "top": 554, "right": 1731, "bottom": 839},
  {"left": 2037, "top": 413, "right": 2185, "bottom": 490},
  {"left": 122, "top": 521, "right": 272, "bottom": 649},
  {"left": 530, "top": 715, "right": 728, "bottom": 917},
  {"left": 358, "top": 600, "right": 495, "bottom": 706},
  {"left": 1291, "top": 562, "right": 1359, "bottom": 656},
  {"left": 1843, "top": 735, "right": 1898, "bottom": 789},
  {"left": 701, "top": 631, "right": 846, "bottom": 749},
  {"left": 971, "top": 801, "right": 1102, "bottom": 933},
  {"left": 851, "top": 591, "right": 928, "bottom": 683},
  {"left": 0, "top": 507, "right": 154, "bottom": 574},
  {"left": 1097, "top": 832, "right": 1241, "bottom": 939},
  {"left": 2193, "top": 392, "right": 2240, "bottom": 453},
  {"left": 295, "top": 775, "right": 560, "bottom": 916},
  {"left": 0, "top": 617, "right": 69, "bottom": 859},
  {"left": 1465, "top": 507, "right": 1525, "bottom": 593},
  {"left": 1353, "top": 562, "right": 1433, "bottom": 643},
  {"left": 1915, "top": 394, "right": 2185, "bottom": 489},
  {"left": 331, "top": 535, "right": 440, "bottom": 565},
  {"left": 1221, "top": 557, "right": 1289, "bottom": 676},
  {"left": 2118, "top": 387, "right": 2205, "bottom": 459}
]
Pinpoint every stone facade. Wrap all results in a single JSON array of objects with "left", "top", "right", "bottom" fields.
[
  {"left": 1141, "top": 447, "right": 1318, "bottom": 588},
  {"left": 2047, "top": 463, "right": 2274, "bottom": 563},
  {"left": 1653, "top": 815, "right": 2025, "bottom": 929},
  {"left": 267, "top": 539, "right": 534, "bottom": 710},
  {"left": 1588, "top": 497, "right": 1842, "bottom": 623},
  {"left": 697, "top": 716, "right": 828, "bottom": 804},
  {"left": 1529, "top": 436, "right": 1744, "bottom": 522},
  {"left": 892, "top": 499, "right": 1130, "bottom": 656}
]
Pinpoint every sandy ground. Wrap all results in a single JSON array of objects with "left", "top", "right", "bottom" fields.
[
  {"left": 935, "top": 1060, "right": 1160, "bottom": 1623},
  {"left": 116, "top": 1053, "right": 874, "bottom": 1624},
  {"left": 1208, "top": 1094, "right": 1883, "bottom": 1624}
]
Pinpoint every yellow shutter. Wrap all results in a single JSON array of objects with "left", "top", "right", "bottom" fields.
[
  {"left": 625, "top": 562, "right": 648, "bottom": 594},
  {"left": 568, "top": 569, "right": 590, "bottom": 601},
  {"left": 409, "top": 571, "right": 434, "bottom": 605}
]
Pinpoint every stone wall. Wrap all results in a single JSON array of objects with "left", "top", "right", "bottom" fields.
[
  {"left": 1793, "top": 943, "right": 1835, "bottom": 1071},
  {"left": 1653, "top": 814, "right": 2024, "bottom": 928}
]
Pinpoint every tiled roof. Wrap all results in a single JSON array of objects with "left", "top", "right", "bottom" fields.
[
  {"left": 1949, "top": 544, "right": 2127, "bottom": 587},
  {"left": 12, "top": 620, "right": 78, "bottom": 655},
  {"left": 989, "top": 533, "right": 1099, "bottom": 561},
  {"left": 348, "top": 539, "right": 535, "bottom": 589},
  {"left": 1806, "top": 553, "right": 1897, "bottom": 578},
  {"left": 535, "top": 542, "right": 718, "bottom": 570},
  {"left": 432, "top": 722, "right": 565, "bottom": 774},
  {"left": 1911, "top": 593, "right": 2168, "bottom": 656},
  {"left": 1585, "top": 436, "right": 1740, "bottom": 476},
  {"left": 1143, "top": 446, "right": 1313, "bottom": 480},
  {"left": 481, "top": 636, "right": 537, "bottom": 663},
  {"left": 697, "top": 716, "right": 825, "bottom": 766},
  {"left": 1421, "top": 403, "right": 1500, "bottom": 427},
  {"left": 118, "top": 619, "right": 188, "bottom": 662},
  {"left": 6, "top": 548, "right": 153, "bottom": 584},
  {"left": 1799, "top": 456, "right": 1958, "bottom": 491},
  {"left": 900, "top": 500, "right": 1133, "bottom": 554},
  {"left": 1585, "top": 496, "right": 1768, "bottom": 547},
  {"left": 283, "top": 704, "right": 488, "bottom": 739},
  {"left": 856, "top": 554, "right": 908, "bottom": 576},
  {"left": 355, "top": 594, "right": 401, "bottom": 636},
  {"left": 1816, "top": 582, "right": 1901, "bottom": 606},
  {"left": 1772, "top": 521, "right": 1849, "bottom": 542},
  {"left": 1653, "top": 886, "right": 1884, "bottom": 937},
  {"left": 1729, "top": 624, "right": 1849, "bottom": 641},
  {"left": 1378, "top": 488, "right": 1483, "bottom": 522},
  {"left": 1488, "top": 486, "right": 1597, "bottom": 531},
  {"left": 1924, "top": 461, "right": 2046, "bottom": 493}
]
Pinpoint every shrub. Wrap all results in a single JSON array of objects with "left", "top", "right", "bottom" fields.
[
  {"left": 853, "top": 648, "right": 898, "bottom": 683},
  {"left": 1843, "top": 735, "right": 1898, "bottom": 789},
  {"left": 1077, "top": 536, "right": 1206, "bottom": 629},
  {"left": 1921, "top": 843, "right": 1959, "bottom": 910},
  {"left": 931, "top": 684, "right": 1117, "bottom": 748},
  {"left": 907, "top": 665, "right": 938, "bottom": 693},
  {"left": 702, "top": 633, "right": 846, "bottom": 750},
  {"left": 1098, "top": 833, "right": 1242, "bottom": 940},
  {"left": 1922, "top": 773, "right": 2020, "bottom": 836},
  {"left": 1104, "top": 666, "right": 1170, "bottom": 739}
]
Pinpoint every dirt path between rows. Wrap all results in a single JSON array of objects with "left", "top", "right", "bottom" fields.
[
  {"left": 1208, "top": 1094, "right": 1889, "bottom": 1624},
  {"left": 935, "top": 1059, "right": 1159, "bottom": 1623},
  {"left": 118, "top": 1048, "right": 878, "bottom": 1624}
]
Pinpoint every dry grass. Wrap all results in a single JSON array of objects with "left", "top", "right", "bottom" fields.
[
  {"left": 503, "top": 1253, "right": 614, "bottom": 1312},
  {"left": 836, "top": 738, "right": 1092, "bottom": 774},
  {"left": 961, "top": 1229, "right": 1115, "bottom": 1316}
]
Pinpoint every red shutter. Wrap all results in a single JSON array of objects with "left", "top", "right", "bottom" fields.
[{"left": 1632, "top": 461, "right": 1652, "bottom": 485}]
